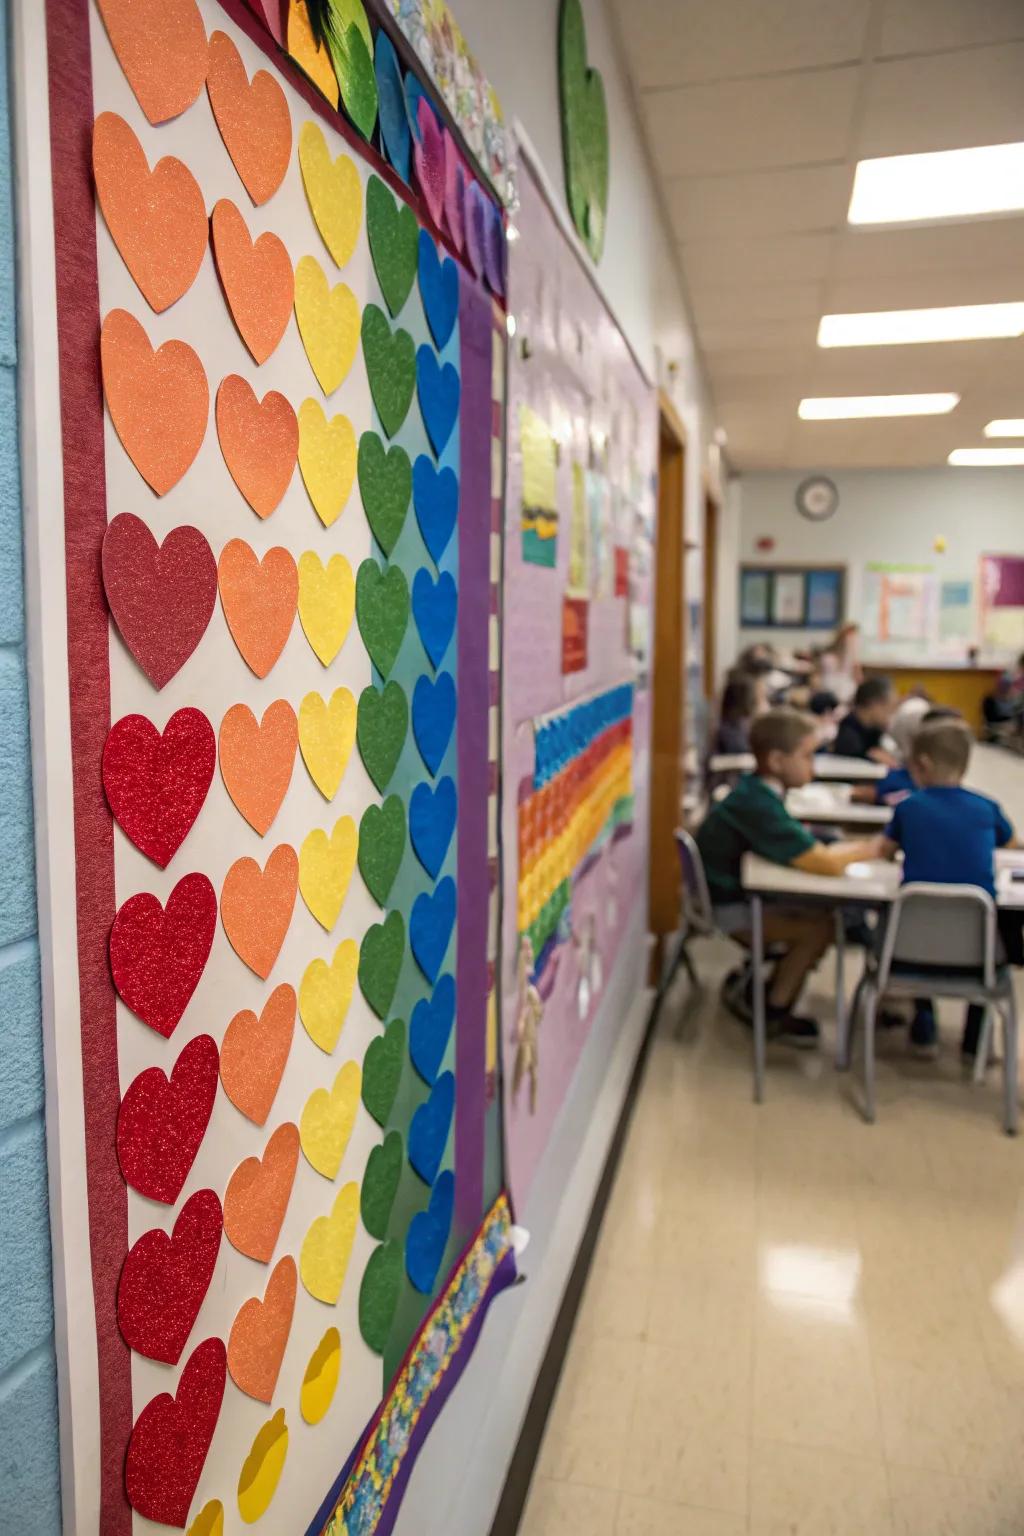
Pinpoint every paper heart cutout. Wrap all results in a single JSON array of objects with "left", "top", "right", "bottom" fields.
[
  {"left": 359, "top": 911, "right": 405, "bottom": 1019},
  {"left": 410, "top": 876, "right": 456, "bottom": 984},
  {"left": 110, "top": 873, "right": 217, "bottom": 1037},
  {"left": 360, "top": 1130, "right": 402, "bottom": 1240},
  {"left": 412, "top": 457, "right": 458, "bottom": 566},
  {"left": 411, "top": 567, "right": 457, "bottom": 670},
  {"left": 215, "top": 375, "right": 297, "bottom": 518},
  {"left": 375, "top": 32, "right": 411, "bottom": 181},
  {"left": 355, "top": 558, "right": 409, "bottom": 678},
  {"left": 409, "top": 775, "right": 456, "bottom": 879},
  {"left": 297, "top": 121, "right": 360, "bottom": 266},
  {"left": 442, "top": 132, "right": 465, "bottom": 254},
  {"left": 298, "top": 551, "right": 354, "bottom": 667},
  {"left": 298, "top": 399, "right": 356, "bottom": 528},
  {"left": 101, "top": 309, "right": 208, "bottom": 495},
  {"left": 117, "top": 1188, "right": 222, "bottom": 1364},
  {"left": 329, "top": 20, "right": 378, "bottom": 140},
  {"left": 125, "top": 1337, "right": 226, "bottom": 1528},
  {"left": 301, "top": 1181, "right": 359, "bottom": 1303},
  {"left": 300, "top": 1059, "right": 361, "bottom": 1179},
  {"left": 299, "top": 688, "right": 356, "bottom": 800},
  {"left": 102, "top": 707, "right": 216, "bottom": 868},
  {"left": 295, "top": 255, "right": 360, "bottom": 395},
  {"left": 366, "top": 174, "right": 418, "bottom": 317},
  {"left": 406, "top": 1168, "right": 454, "bottom": 1293},
  {"left": 228, "top": 1255, "right": 296, "bottom": 1403},
  {"left": 103, "top": 515, "right": 217, "bottom": 690},
  {"left": 418, "top": 231, "right": 458, "bottom": 350},
  {"left": 416, "top": 345, "right": 460, "bottom": 456},
  {"left": 224, "top": 1121, "right": 300, "bottom": 1262},
  {"left": 221, "top": 844, "right": 299, "bottom": 979},
  {"left": 220, "top": 983, "right": 296, "bottom": 1126},
  {"left": 404, "top": 73, "right": 429, "bottom": 143},
  {"left": 93, "top": 112, "right": 207, "bottom": 313},
  {"left": 358, "top": 794, "right": 406, "bottom": 906},
  {"left": 361, "top": 303, "right": 416, "bottom": 438},
  {"left": 187, "top": 1499, "right": 224, "bottom": 1536},
  {"left": 356, "top": 681, "right": 408, "bottom": 793},
  {"left": 299, "top": 816, "right": 357, "bottom": 931},
  {"left": 207, "top": 31, "right": 291, "bottom": 207},
  {"left": 211, "top": 199, "right": 293, "bottom": 364},
  {"left": 463, "top": 178, "right": 487, "bottom": 279},
  {"left": 300, "top": 1327, "right": 341, "bottom": 1424},
  {"left": 410, "top": 973, "right": 455, "bottom": 1085},
  {"left": 560, "top": 0, "right": 609, "bottom": 261},
  {"left": 408, "top": 1069, "right": 454, "bottom": 1185},
  {"left": 361, "top": 1018, "right": 405, "bottom": 1125},
  {"left": 237, "top": 1408, "right": 289, "bottom": 1523},
  {"left": 97, "top": 0, "right": 208, "bottom": 126},
  {"left": 288, "top": 6, "right": 339, "bottom": 109},
  {"left": 484, "top": 198, "right": 506, "bottom": 296},
  {"left": 218, "top": 539, "right": 298, "bottom": 678},
  {"left": 412, "top": 670, "right": 456, "bottom": 776},
  {"left": 299, "top": 938, "right": 358, "bottom": 1053},
  {"left": 358, "top": 433, "right": 411, "bottom": 556},
  {"left": 219, "top": 699, "right": 297, "bottom": 836},
  {"left": 414, "top": 95, "right": 445, "bottom": 229},
  {"left": 358, "top": 1239, "right": 402, "bottom": 1354},
  {"left": 116, "top": 1033, "right": 219, "bottom": 1204}
]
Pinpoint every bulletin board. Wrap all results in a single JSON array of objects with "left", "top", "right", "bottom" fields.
[
  {"left": 21, "top": 2, "right": 514, "bottom": 1533},
  {"left": 739, "top": 564, "right": 845, "bottom": 631}
]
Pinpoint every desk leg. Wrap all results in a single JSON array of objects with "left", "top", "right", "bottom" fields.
[
  {"left": 834, "top": 908, "right": 847, "bottom": 1071},
  {"left": 751, "top": 895, "right": 766, "bottom": 1104}
]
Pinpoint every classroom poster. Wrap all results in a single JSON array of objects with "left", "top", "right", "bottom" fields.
[{"left": 980, "top": 553, "right": 1024, "bottom": 655}]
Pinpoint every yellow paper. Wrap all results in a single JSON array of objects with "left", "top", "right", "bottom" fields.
[
  {"left": 568, "top": 460, "right": 589, "bottom": 593},
  {"left": 299, "top": 816, "right": 357, "bottom": 930},
  {"left": 187, "top": 1503, "right": 224, "bottom": 1536},
  {"left": 287, "top": 6, "right": 340, "bottom": 108},
  {"left": 301, "top": 1327, "right": 342, "bottom": 1424},
  {"left": 300, "top": 1060, "right": 361, "bottom": 1179},
  {"left": 237, "top": 1409, "right": 288, "bottom": 1525},
  {"left": 520, "top": 405, "right": 557, "bottom": 511},
  {"left": 300, "top": 939, "right": 358, "bottom": 1052},
  {"left": 301, "top": 1182, "right": 359, "bottom": 1304},
  {"left": 298, "top": 399, "right": 356, "bottom": 527},
  {"left": 298, "top": 122, "right": 362, "bottom": 268},
  {"left": 294, "top": 255, "right": 360, "bottom": 395},
  {"left": 299, "top": 687, "right": 356, "bottom": 799},
  {"left": 297, "top": 550, "right": 354, "bottom": 666}
]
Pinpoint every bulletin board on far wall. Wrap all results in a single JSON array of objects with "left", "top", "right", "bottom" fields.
[{"left": 740, "top": 564, "right": 845, "bottom": 630}]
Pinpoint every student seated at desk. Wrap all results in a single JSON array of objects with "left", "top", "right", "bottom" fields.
[
  {"left": 831, "top": 677, "right": 898, "bottom": 765},
  {"left": 851, "top": 707, "right": 961, "bottom": 807},
  {"left": 696, "top": 708, "right": 886, "bottom": 1048}
]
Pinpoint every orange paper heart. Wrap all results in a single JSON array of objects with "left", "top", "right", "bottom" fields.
[
  {"left": 97, "top": 0, "right": 208, "bottom": 125},
  {"left": 93, "top": 112, "right": 207, "bottom": 313},
  {"left": 228, "top": 1255, "right": 297, "bottom": 1403},
  {"left": 218, "top": 540, "right": 297, "bottom": 678},
  {"left": 224, "top": 1122, "right": 299, "bottom": 1262},
  {"left": 220, "top": 983, "right": 296, "bottom": 1126},
  {"left": 211, "top": 199, "right": 293, "bottom": 364},
  {"left": 216, "top": 376, "right": 297, "bottom": 518},
  {"left": 101, "top": 309, "right": 209, "bottom": 495},
  {"left": 219, "top": 699, "right": 297, "bottom": 835},
  {"left": 221, "top": 844, "right": 299, "bottom": 979},
  {"left": 207, "top": 31, "right": 292, "bottom": 207}
]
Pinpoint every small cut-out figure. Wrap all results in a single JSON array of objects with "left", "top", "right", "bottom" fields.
[{"left": 512, "top": 935, "right": 543, "bottom": 1113}]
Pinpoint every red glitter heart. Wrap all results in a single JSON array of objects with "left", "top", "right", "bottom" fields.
[
  {"left": 103, "top": 708, "right": 216, "bottom": 869},
  {"left": 109, "top": 872, "right": 217, "bottom": 1037},
  {"left": 102, "top": 514, "right": 217, "bottom": 690},
  {"left": 414, "top": 96, "right": 445, "bottom": 230},
  {"left": 125, "top": 1336, "right": 227, "bottom": 1528},
  {"left": 117, "top": 1188, "right": 222, "bottom": 1362},
  {"left": 116, "top": 1033, "right": 219, "bottom": 1204}
]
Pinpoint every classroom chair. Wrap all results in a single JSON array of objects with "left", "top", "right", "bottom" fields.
[{"left": 853, "top": 883, "right": 1019, "bottom": 1135}]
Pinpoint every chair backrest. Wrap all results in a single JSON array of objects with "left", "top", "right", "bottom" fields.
[
  {"left": 875, "top": 882, "right": 998, "bottom": 991},
  {"left": 674, "top": 827, "right": 715, "bottom": 936}
]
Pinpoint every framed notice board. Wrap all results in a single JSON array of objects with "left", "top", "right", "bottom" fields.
[{"left": 740, "top": 565, "right": 845, "bottom": 630}]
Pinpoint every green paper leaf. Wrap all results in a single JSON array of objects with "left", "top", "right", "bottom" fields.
[
  {"left": 361, "top": 1017, "right": 406, "bottom": 1124},
  {"left": 366, "top": 176, "right": 419, "bottom": 317},
  {"left": 327, "top": 20, "right": 379, "bottom": 141},
  {"left": 358, "top": 432, "right": 411, "bottom": 556},
  {"left": 356, "top": 558, "right": 410, "bottom": 678},
  {"left": 359, "top": 794, "right": 406, "bottom": 906},
  {"left": 357, "top": 680, "right": 408, "bottom": 792},
  {"left": 358, "top": 1238, "right": 403, "bottom": 1354},
  {"left": 361, "top": 303, "right": 416, "bottom": 438},
  {"left": 331, "top": 0, "right": 371, "bottom": 53},
  {"left": 358, "top": 910, "right": 405, "bottom": 1018},
  {"left": 360, "top": 1130, "right": 403, "bottom": 1239},
  {"left": 558, "top": 0, "right": 609, "bottom": 262}
]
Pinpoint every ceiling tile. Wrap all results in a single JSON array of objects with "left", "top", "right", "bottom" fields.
[
  {"left": 682, "top": 231, "right": 833, "bottom": 286},
  {"left": 690, "top": 281, "right": 825, "bottom": 325},
  {"left": 826, "top": 267, "right": 1024, "bottom": 313},
  {"left": 668, "top": 164, "right": 851, "bottom": 242},
  {"left": 696, "top": 316, "right": 820, "bottom": 353},
  {"left": 879, "top": 0, "right": 1024, "bottom": 57},
  {"left": 858, "top": 44, "right": 1024, "bottom": 156},
  {"left": 830, "top": 217, "right": 1024, "bottom": 280}
]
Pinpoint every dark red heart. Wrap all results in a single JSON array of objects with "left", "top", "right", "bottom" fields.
[
  {"left": 103, "top": 709, "right": 216, "bottom": 869},
  {"left": 116, "top": 1034, "right": 219, "bottom": 1204},
  {"left": 109, "top": 872, "right": 217, "bottom": 1037},
  {"left": 125, "top": 1336, "right": 227, "bottom": 1528},
  {"left": 102, "top": 513, "right": 217, "bottom": 690},
  {"left": 117, "top": 1188, "right": 222, "bottom": 1361}
]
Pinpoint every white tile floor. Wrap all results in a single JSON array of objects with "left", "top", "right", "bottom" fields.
[{"left": 521, "top": 746, "right": 1024, "bottom": 1536}]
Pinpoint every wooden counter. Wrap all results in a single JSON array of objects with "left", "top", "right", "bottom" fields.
[{"left": 862, "top": 663, "right": 1002, "bottom": 733}]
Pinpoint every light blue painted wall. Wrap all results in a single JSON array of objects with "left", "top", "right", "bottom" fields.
[{"left": 0, "top": 3, "right": 62, "bottom": 1531}]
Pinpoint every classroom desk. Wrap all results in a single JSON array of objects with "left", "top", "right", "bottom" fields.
[
  {"left": 707, "top": 753, "right": 886, "bottom": 782},
  {"left": 786, "top": 788, "right": 893, "bottom": 828}
]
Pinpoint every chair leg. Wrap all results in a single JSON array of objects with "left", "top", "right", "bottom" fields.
[
  {"left": 839, "top": 973, "right": 865, "bottom": 1074},
  {"left": 833, "top": 908, "right": 848, "bottom": 1072},
  {"left": 972, "top": 1006, "right": 993, "bottom": 1084},
  {"left": 679, "top": 942, "right": 699, "bottom": 990},
  {"left": 1001, "top": 996, "right": 1019, "bottom": 1137},
  {"left": 862, "top": 987, "right": 878, "bottom": 1125},
  {"left": 751, "top": 896, "right": 766, "bottom": 1106}
]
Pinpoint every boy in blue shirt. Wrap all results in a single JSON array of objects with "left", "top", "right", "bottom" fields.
[{"left": 852, "top": 707, "right": 962, "bottom": 808}]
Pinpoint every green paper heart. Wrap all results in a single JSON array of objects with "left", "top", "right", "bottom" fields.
[
  {"left": 359, "top": 794, "right": 406, "bottom": 906},
  {"left": 360, "top": 1130, "right": 403, "bottom": 1240},
  {"left": 327, "top": 19, "right": 379, "bottom": 141},
  {"left": 356, "top": 558, "right": 409, "bottom": 678},
  {"left": 361, "top": 304, "right": 416, "bottom": 438},
  {"left": 359, "top": 909, "right": 405, "bottom": 1018},
  {"left": 358, "top": 433, "right": 411, "bottom": 556},
  {"left": 361, "top": 1016, "right": 406, "bottom": 1124},
  {"left": 357, "top": 680, "right": 408, "bottom": 792},
  {"left": 359, "top": 1238, "right": 403, "bottom": 1355},
  {"left": 558, "top": 0, "right": 608, "bottom": 262},
  {"left": 366, "top": 176, "right": 419, "bottom": 318}
]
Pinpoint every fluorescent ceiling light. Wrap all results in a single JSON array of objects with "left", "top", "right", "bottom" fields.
[
  {"left": 948, "top": 447, "right": 1024, "bottom": 466},
  {"left": 984, "top": 419, "right": 1024, "bottom": 437},
  {"left": 818, "top": 303, "right": 1024, "bottom": 347},
  {"left": 849, "top": 141, "right": 1024, "bottom": 225},
  {"left": 799, "top": 393, "right": 959, "bottom": 420}
]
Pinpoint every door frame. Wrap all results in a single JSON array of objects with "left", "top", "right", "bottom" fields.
[{"left": 701, "top": 485, "right": 720, "bottom": 702}]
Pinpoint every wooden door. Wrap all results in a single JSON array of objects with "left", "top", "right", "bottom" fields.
[{"left": 702, "top": 492, "right": 719, "bottom": 701}]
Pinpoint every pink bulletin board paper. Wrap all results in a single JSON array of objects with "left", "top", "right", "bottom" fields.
[{"left": 501, "top": 154, "right": 656, "bottom": 1209}]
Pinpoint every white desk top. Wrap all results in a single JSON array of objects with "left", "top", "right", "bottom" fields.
[
  {"left": 742, "top": 850, "right": 1024, "bottom": 909},
  {"left": 786, "top": 788, "right": 892, "bottom": 827},
  {"left": 707, "top": 753, "right": 886, "bottom": 782}
]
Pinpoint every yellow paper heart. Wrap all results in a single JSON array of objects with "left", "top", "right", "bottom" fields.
[
  {"left": 299, "top": 687, "right": 356, "bottom": 800},
  {"left": 300, "top": 1059, "right": 361, "bottom": 1179},
  {"left": 301, "top": 1182, "right": 359, "bottom": 1304},
  {"left": 301, "top": 1327, "right": 341, "bottom": 1424},
  {"left": 298, "top": 122, "right": 362, "bottom": 269},
  {"left": 294, "top": 255, "right": 360, "bottom": 395},
  {"left": 237, "top": 1408, "right": 288, "bottom": 1525},
  {"left": 299, "top": 815, "right": 357, "bottom": 930},
  {"left": 298, "top": 550, "right": 354, "bottom": 666},
  {"left": 299, "top": 938, "right": 358, "bottom": 1052},
  {"left": 298, "top": 399, "right": 356, "bottom": 528},
  {"left": 187, "top": 1502, "right": 224, "bottom": 1536}
]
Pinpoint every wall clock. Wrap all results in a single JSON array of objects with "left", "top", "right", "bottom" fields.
[{"left": 795, "top": 475, "right": 839, "bottom": 521}]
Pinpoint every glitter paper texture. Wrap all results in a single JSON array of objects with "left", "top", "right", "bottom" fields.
[
  {"left": 102, "top": 707, "right": 216, "bottom": 868},
  {"left": 108, "top": 871, "right": 217, "bottom": 1037},
  {"left": 95, "top": 0, "right": 208, "bottom": 127},
  {"left": 219, "top": 983, "right": 297, "bottom": 1127},
  {"left": 218, "top": 699, "right": 298, "bottom": 836},
  {"left": 223, "top": 1122, "right": 300, "bottom": 1264},
  {"left": 124, "top": 1336, "right": 227, "bottom": 1528},
  {"left": 215, "top": 374, "right": 298, "bottom": 518},
  {"left": 116, "top": 1032, "right": 220, "bottom": 1203},
  {"left": 100, "top": 308, "right": 209, "bottom": 495},
  {"left": 217, "top": 539, "right": 298, "bottom": 678},
  {"left": 116, "top": 1189, "right": 223, "bottom": 1364},
  {"left": 102, "top": 514, "right": 218, "bottom": 690},
  {"left": 206, "top": 30, "right": 292, "bottom": 207},
  {"left": 220, "top": 843, "right": 299, "bottom": 979},
  {"left": 210, "top": 198, "right": 294, "bottom": 365},
  {"left": 227, "top": 1255, "right": 297, "bottom": 1403}
]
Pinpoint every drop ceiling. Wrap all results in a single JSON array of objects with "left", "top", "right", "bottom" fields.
[{"left": 608, "top": 0, "right": 1024, "bottom": 469}]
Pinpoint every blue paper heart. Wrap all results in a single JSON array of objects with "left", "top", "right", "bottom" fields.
[
  {"left": 375, "top": 32, "right": 411, "bottom": 181},
  {"left": 412, "top": 568, "right": 457, "bottom": 670},
  {"left": 412, "top": 670, "right": 456, "bottom": 776},
  {"left": 410, "top": 973, "right": 456, "bottom": 1084},
  {"left": 408, "top": 1070, "right": 454, "bottom": 1185},
  {"left": 404, "top": 73, "right": 432, "bottom": 142},
  {"left": 416, "top": 346, "right": 460, "bottom": 457},
  {"left": 410, "top": 776, "right": 457, "bottom": 878},
  {"left": 405, "top": 1168, "right": 454, "bottom": 1293},
  {"left": 413, "top": 456, "right": 458, "bottom": 566},
  {"left": 418, "top": 231, "right": 458, "bottom": 350},
  {"left": 410, "top": 875, "right": 455, "bottom": 983}
]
